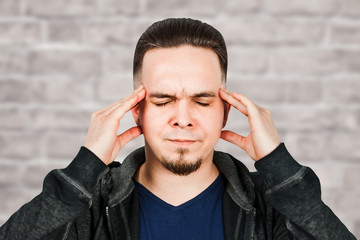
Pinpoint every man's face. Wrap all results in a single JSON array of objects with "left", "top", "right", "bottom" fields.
[{"left": 133, "top": 45, "right": 228, "bottom": 175}]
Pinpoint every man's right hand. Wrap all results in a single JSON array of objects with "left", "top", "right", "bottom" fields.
[{"left": 83, "top": 84, "right": 146, "bottom": 165}]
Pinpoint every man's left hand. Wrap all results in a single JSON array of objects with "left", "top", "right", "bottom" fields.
[{"left": 219, "top": 87, "right": 281, "bottom": 161}]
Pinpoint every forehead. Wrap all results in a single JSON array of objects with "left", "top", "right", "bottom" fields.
[{"left": 141, "top": 45, "right": 222, "bottom": 94}]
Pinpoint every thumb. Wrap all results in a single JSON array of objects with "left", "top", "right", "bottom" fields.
[
  {"left": 220, "top": 130, "right": 246, "bottom": 151},
  {"left": 118, "top": 126, "right": 142, "bottom": 146},
  {"left": 110, "top": 126, "right": 142, "bottom": 163}
]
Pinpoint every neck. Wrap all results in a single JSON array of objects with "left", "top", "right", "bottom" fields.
[{"left": 135, "top": 148, "right": 219, "bottom": 206}]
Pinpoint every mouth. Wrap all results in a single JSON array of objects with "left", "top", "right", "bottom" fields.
[{"left": 168, "top": 139, "right": 197, "bottom": 146}]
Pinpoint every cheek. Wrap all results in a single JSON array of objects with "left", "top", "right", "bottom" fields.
[
  {"left": 197, "top": 104, "right": 225, "bottom": 134},
  {"left": 208, "top": 102, "right": 225, "bottom": 125},
  {"left": 139, "top": 103, "right": 166, "bottom": 134}
]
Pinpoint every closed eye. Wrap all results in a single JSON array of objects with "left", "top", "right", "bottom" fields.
[
  {"left": 154, "top": 102, "right": 170, "bottom": 107},
  {"left": 196, "top": 102, "right": 209, "bottom": 106}
]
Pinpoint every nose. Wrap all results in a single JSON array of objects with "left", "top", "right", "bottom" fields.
[{"left": 171, "top": 101, "right": 193, "bottom": 129}]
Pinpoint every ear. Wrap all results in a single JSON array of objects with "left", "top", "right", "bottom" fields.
[
  {"left": 222, "top": 102, "right": 230, "bottom": 128},
  {"left": 131, "top": 103, "right": 141, "bottom": 126}
]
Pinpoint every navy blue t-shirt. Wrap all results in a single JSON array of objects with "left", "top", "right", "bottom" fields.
[{"left": 134, "top": 174, "right": 225, "bottom": 240}]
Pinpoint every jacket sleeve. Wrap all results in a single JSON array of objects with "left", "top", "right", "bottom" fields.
[
  {"left": 254, "top": 143, "right": 356, "bottom": 240},
  {"left": 0, "top": 146, "right": 109, "bottom": 240}
]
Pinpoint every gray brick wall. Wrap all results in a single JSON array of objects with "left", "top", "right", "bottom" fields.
[{"left": 0, "top": 0, "right": 359, "bottom": 236}]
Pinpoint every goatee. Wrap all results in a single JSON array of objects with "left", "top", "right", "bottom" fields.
[{"left": 161, "top": 148, "right": 202, "bottom": 176}]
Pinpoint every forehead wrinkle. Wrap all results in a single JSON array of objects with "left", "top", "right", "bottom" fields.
[{"left": 148, "top": 87, "right": 184, "bottom": 99}]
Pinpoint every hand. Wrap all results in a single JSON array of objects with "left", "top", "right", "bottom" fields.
[
  {"left": 83, "top": 85, "right": 146, "bottom": 165},
  {"left": 219, "top": 87, "right": 281, "bottom": 161}
]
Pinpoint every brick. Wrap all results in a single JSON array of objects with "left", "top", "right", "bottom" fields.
[
  {"left": 0, "top": 107, "right": 28, "bottom": 129},
  {"left": 285, "top": 80, "right": 322, "bottom": 103},
  {"left": 223, "top": 0, "right": 260, "bottom": 14},
  {"left": 344, "top": 166, "right": 360, "bottom": 191},
  {"left": 0, "top": 50, "right": 26, "bottom": 75},
  {"left": 0, "top": 21, "right": 42, "bottom": 46},
  {"left": 46, "top": 130, "right": 86, "bottom": 158},
  {"left": 340, "top": 50, "right": 360, "bottom": 73},
  {"left": 339, "top": 0, "right": 360, "bottom": 17},
  {"left": 144, "top": 0, "right": 220, "bottom": 17},
  {"left": 27, "top": 49, "right": 101, "bottom": 77},
  {"left": 321, "top": 190, "right": 358, "bottom": 231},
  {"left": 39, "top": 77, "right": 94, "bottom": 103},
  {"left": 284, "top": 133, "right": 325, "bottom": 162},
  {"left": 216, "top": 20, "right": 325, "bottom": 45},
  {"left": 331, "top": 23, "right": 360, "bottom": 44},
  {"left": 30, "top": 107, "right": 91, "bottom": 130},
  {"left": 0, "top": 132, "right": 40, "bottom": 159},
  {"left": 0, "top": 0, "right": 21, "bottom": 16},
  {"left": 23, "top": 162, "right": 67, "bottom": 189},
  {"left": 227, "top": 48, "right": 268, "bottom": 74},
  {"left": 309, "top": 163, "right": 345, "bottom": 189},
  {"left": 25, "top": 0, "right": 97, "bottom": 17},
  {"left": 96, "top": 75, "right": 134, "bottom": 103},
  {"left": 83, "top": 20, "right": 148, "bottom": 46},
  {"left": 265, "top": 0, "right": 338, "bottom": 16},
  {"left": 333, "top": 191, "right": 360, "bottom": 217},
  {"left": 104, "top": 47, "right": 134, "bottom": 75},
  {"left": 227, "top": 79, "right": 285, "bottom": 104},
  {"left": 324, "top": 79, "right": 360, "bottom": 103},
  {"left": 100, "top": 0, "right": 140, "bottom": 15},
  {"left": 273, "top": 49, "right": 342, "bottom": 76},
  {"left": 0, "top": 163, "right": 20, "bottom": 188},
  {"left": 328, "top": 133, "right": 360, "bottom": 161},
  {"left": 271, "top": 106, "right": 338, "bottom": 131},
  {"left": 47, "top": 21, "right": 83, "bottom": 43},
  {"left": 229, "top": 79, "right": 322, "bottom": 104},
  {"left": 338, "top": 108, "right": 360, "bottom": 132},
  {"left": 0, "top": 79, "right": 43, "bottom": 103}
]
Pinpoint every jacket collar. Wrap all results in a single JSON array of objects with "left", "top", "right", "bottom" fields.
[
  {"left": 213, "top": 151, "right": 255, "bottom": 212},
  {"left": 107, "top": 147, "right": 255, "bottom": 212},
  {"left": 107, "top": 147, "right": 145, "bottom": 207}
]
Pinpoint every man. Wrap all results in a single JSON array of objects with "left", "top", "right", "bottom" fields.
[{"left": 0, "top": 18, "right": 356, "bottom": 239}]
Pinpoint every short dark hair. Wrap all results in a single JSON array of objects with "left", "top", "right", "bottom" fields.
[{"left": 133, "top": 18, "right": 228, "bottom": 87}]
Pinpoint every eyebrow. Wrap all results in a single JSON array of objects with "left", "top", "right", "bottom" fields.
[
  {"left": 149, "top": 91, "right": 217, "bottom": 99},
  {"left": 192, "top": 92, "right": 217, "bottom": 98}
]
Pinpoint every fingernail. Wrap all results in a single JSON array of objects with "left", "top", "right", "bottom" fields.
[{"left": 221, "top": 87, "right": 231, "bottom": 94}]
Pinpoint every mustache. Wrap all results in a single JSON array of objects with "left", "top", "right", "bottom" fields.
[{"left": 163, "top": 131, "right": 203, "bottom": 141}]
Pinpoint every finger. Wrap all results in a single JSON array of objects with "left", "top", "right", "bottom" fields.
[
  {"left": 231, "top": 92, "right": 259, "bottom": 111},
  {"left": 219, "top": 88, "right": 248, "bottom": 117},
  {"left": 110, "top": 88, "right": 146, "bottom": 120},
  {"left": 103, "top": 84, "right": 145, "bottom": 115},
  {"left": 104, "top": 84, "right": 145, "bottom": 114},
  {"left": 220, "top": 130, "right": 246, "bottom": 150},
  {"left": 110, "top": 126, "right": 143, "bottom": 162},
  {"left": 118, "top": 126, "right": 142, "bottom": 148}
]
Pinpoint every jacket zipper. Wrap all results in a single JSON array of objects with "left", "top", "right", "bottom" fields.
[
  {"left": 106, "top": 206, "right": 115, "bottom": 240},
  {"left": 250, "top": 208, "right": 256, "bottom": 240}
]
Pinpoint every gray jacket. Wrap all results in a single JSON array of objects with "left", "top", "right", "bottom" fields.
[{"left": 0, "top": 143, "right": 356, "bottom": 239}]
